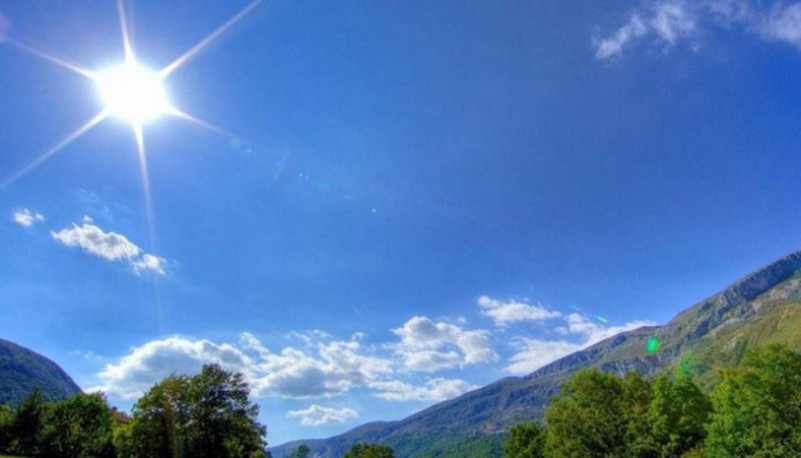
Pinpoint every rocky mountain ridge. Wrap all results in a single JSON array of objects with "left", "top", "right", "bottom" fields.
[{"left": 271, "top": 249, "right": 801, "bottom": 457}]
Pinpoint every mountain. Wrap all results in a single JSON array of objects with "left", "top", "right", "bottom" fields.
[
  {"left": 270, "top": 250, "right": 801, "bottom": 457},
  {"left": 0, "top": 339, "right": 82, "bottom": 406}
]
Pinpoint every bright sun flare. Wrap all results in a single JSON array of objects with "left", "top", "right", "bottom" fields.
[
  {"left": 0, "top": 0, "right": 262, "bottom": 193},
  {"left": 95, "top": 63, "right": 171, "bottom": 124}
]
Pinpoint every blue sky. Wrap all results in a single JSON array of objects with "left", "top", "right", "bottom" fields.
[{"left": 1, "top": 0, "right": 800, "bottom": 446}]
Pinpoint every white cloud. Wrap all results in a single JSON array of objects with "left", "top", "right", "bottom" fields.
[
  {"left": 595, "top": 13, "right": 649, "bottom": 60},
  {"left": 478, "top": 295, "right": 560, "bottom": 326},
  {"left": 253, "top": 336, "right": 394, "bottom": 399},
  {"left": 594, "top": 0, "right": 801, "bottom": 59},
  {"left": 505, "top": 338, "right": 582, "bottom": 374},
  {"left": 93, "top": 324, "right": 494, "bottom": 403},
  {"left": 761, "top": 3, "right": 801, "bottom": 48},
  {"left": 392, "top": 316, "right": 498, "bottom": 372},
  {"left": 131, "top": 253, "right": 167, "bottom": 276},
  {"left": 504, "top": 313, "right": 655, "bottom": 375},
  {"left": 91, "top": 336, "right": 255, "bottom": 399},
  {"left": 51, "top": 217, "right": 165, "bottom": 275},
  {"left": 287, "top": 404, "right": 359, "bottom": 426},
  {"left": 370, "top": 378, "right": 478, "bottom": 402},
  {"left": 91, "top": 306, "right": 655, "bottom": 408},
  {"left": 12, "top": 208, "right": 45, "bottom": 227},
  {"left": 93, "top": 332, "right": 395, "bottom": 400},
  {"left": 565, "top": 313, "right": 655, "bottom": 346},
  {"left": 650, "top": 2, "right": 697, "bottom": 45},
  {"left": 594, "top": 1, "right": 696, "bottom": 59}
]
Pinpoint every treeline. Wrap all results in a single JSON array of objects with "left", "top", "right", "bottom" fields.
[
  {"left": 504, "top": 344, "right": 801, "bottom": 457},
  {"left": 0, "top": 364, "right": 267, "bottom": 458}
]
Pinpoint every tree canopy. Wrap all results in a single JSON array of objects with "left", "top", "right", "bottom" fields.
[
  {"left": 123, "top": 363, "right": 266, "bottom": 458},
  {"left": 503, "top": 421, "right": 545, "bottom": 458},
  {"left": 0, "top": 364, "right": 267, "bottom": 458},
  {"left": 705, "top": 344, "right": 801, "bottom": 456},
  {"left": 343, "top": 442, "right": 396, "bottom": 458},
  {"left": 507, "top": 344, "right": 801, "bottom": 458}
]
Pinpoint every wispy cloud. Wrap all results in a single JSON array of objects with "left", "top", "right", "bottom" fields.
[
  {"left": 370, "top": 378, "right": 478, "bottom": 402},
  {"left": 504, "top": 313, "right": 655, "bottom": 374},
  {"left": 506, "top": 338, "right": 584, "bottom": 375},
  {"left": 11, "top": 208, "right": 45, "bottom": 227},
  {"left": 287, "top": 404, "right": 359, "bottom": 426},
  {"left": 478, "top": 295, "right": 561, "bottom": 327},
  {"left": 51, "top": 217, "right": 166, "bottom": 275},
  {"left": 594, "top": 0, "right": 801, "bottom": 60}
]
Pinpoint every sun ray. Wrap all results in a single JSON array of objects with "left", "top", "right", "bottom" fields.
[
  {"left": 5, "top": 38, "right": 95, "bottom": 79},
  {"left": 116, "top": 0, "right": 135, "bottom": 63},
  {"left": 132, "top": 122, "right": 165, "bottom": 334},
  {"left": 158, "top": 0, "right": 262, "bottom": 79},
  {"left": 0, "top": 110, "right": 108, "bottom": 189},
  {"left": 132, "top": 123, "right": 157, "bottom": 250},
  {"left": 168, "top": 108, "right": 239, "bottom": 140}
]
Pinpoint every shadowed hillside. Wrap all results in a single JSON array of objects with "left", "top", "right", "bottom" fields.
[{"left": 0, "top": 339, "right": 82, "bottom": 406}]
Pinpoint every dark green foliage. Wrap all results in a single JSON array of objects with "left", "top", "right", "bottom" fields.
[
  {"left": 40, "top": 393, "right": 116, "bottom": 458},
  {"left": 545, "top": 370, "right": 628, "bottom": 457},
  {"left": 8, "top": 390, "right": 47, "bottom": 456},
  {"left": 112, "top": 420, "right": 135, "bottom": 458},
  {"left": 508, "top": 347, "right": 801, "bottom": 457},
  {"left": 0, "top": 391, "right": 120, "bottom": 458},
  {"left": 503, "top": 421, "right": 545, "bottom": 458},
  {"left": 511, "top": 370, "right": 712, "bottom": 458},
  {"left": 647, "top": 375, "right": 711, "bottom": 457},
  {"left": 125, "top": 364, "right": 266, "bottom": 458},
  {"left": 126, "top": 374, "right": 188, "bottom": 458},
  {"left": 0, "top": 404, "right": 13, "bottom": 452},
  {"left": 289, "top": 444, "right": 310, "bottom": 457},
  {"left": 705, "top": 344, "right": 801, "bottom": 457},
  {"left": 0, "top": 339, "right": 81, "bottom": 406},
  {"left": 621, "top": 372, "right": 655, "bottom": 457},
  {"left": 343, "top": 442, "right": 395, "bottom": 458}
]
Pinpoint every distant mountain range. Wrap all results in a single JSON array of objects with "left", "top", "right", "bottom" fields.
[
  {"left": 270, "top": 250, "right": 801, "bottom": 457},
  {"left": 0, "top": 339, "right": 82, "bottom": 406}
]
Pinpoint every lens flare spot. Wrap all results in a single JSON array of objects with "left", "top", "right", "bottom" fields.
[
  {"left": 646, "top": 336, "right": 660, "bottom": 354},
  {"left": 95, "top": 63, "right": 170, "bottom": 123}
]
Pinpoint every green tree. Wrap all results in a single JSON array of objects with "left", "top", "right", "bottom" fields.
[
  {"left": 184, "top": 364, "right": 266, "bottom": 457},
  {"left": 621, "top": 371, "right": 656, "bottom": 457},
  {"left": 113, "top": 420, "right": 135, "bottom": 458},
  {"left": 8, "top": 390, "right": 48, "bottom": 456},
  {"left": 0, "top": 403, "right": 13, "bottom": 453},
  {"left": 129, "top": 374, "right": 190, "bottom": 458},
  {"left": 545, "top": 369, "right": 627, "bottom": 457},
  {"left": 503, "top": 421, "right": 545, "bottom": 458},
  {"left": 647, "top": 374, "right": 711, "bottom": 457},
  {"left": 40, "top": 392, "right": 116, "bottom": 458},
  {"left": 705, "top": 344, "right": 801, "bottom": 457},
  {"left": 343, "top": 442, "right": 395, "bottom": 458},
  {"left": 127, "top": 364, "right": 267, "bottom": 458},
  {"left": 290, "top": 444, "right": 310, "bottom": 457}
]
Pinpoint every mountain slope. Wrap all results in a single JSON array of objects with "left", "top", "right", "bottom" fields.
[
  {"left": 0, "top": 339, "right": 82, "bottom": 406},
  {"left": 271, "top": 250, "right": 801, "bottom": 457}
]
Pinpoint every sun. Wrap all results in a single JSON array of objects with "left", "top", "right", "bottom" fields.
[
  {"left": 0, "top": 0, "right": 262, "bottom": 191},
  {"left": 95, "top": 62, "right": 171, "bottom": 124}
]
